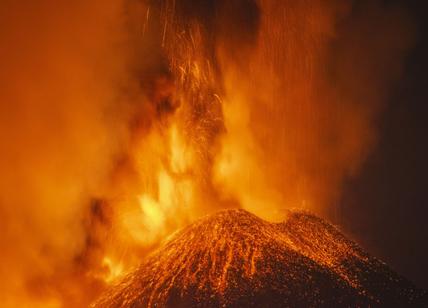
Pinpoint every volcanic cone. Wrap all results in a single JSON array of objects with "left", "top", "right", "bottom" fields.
[{"left": 93, "top": 209, "right": 427, "bottom": 307}]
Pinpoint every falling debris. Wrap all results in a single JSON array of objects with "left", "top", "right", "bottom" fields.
[{"left": 0, "top": 0, "right": 419, "bottom": 306}]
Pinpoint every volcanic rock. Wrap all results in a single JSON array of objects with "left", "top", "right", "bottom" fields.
[{"left": 92, "top": 209, "right": 427, "bottom": 307}]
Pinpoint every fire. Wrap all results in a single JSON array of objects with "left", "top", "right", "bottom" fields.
[
  {"left": 0, "top": 0, "right": 414, "bottom": 306},
  {"left": 213, "top": 76, "right": 285, "bottom": 222},
  {"left": 101, "top": 256, "right": 125, "bottom": 283}
]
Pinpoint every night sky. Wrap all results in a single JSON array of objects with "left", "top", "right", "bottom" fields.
[{"left": 341, "top": 0, "right": 428, "bottom": 289}]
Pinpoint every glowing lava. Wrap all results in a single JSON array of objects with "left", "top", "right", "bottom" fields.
[{"left": 93, "top": 209, "right": 427, "bottom": 307}]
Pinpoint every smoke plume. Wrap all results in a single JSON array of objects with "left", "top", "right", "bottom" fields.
[
  {"left": 214, "top": 0, "right": 415, "bottom": 220},
  {"left": 0, "top": 0, "right": 414, "bottom": 306}
]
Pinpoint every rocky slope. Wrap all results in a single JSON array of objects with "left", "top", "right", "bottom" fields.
[{"left": 92, "top": 209, "right": 427, "bottom": 307}]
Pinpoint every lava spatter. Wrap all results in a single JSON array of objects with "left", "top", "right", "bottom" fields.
[{"left": 92, "top": 209, "right": 427, "bottom": 307}]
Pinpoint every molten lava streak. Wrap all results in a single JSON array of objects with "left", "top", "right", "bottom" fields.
[
  {"left": 92, "top": 210, "right": 427, "bottom": 307},
  {"left": 0, "top": 0, "right": 417, "bottom": 306}
]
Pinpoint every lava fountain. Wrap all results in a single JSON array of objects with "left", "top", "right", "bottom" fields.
[{"left": 0, "top": 0, "right": 417, "bottom": 307}]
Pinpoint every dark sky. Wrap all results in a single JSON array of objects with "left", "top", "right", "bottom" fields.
[{"left": 340, "top": 0, "right": 428, "bottom": 289}]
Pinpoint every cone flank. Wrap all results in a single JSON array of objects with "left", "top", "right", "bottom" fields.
[{"left": 93, "top": 209, "right": 427, "bottom": 307}]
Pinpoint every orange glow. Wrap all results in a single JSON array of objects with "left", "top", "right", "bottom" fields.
[
  {"left": 0, "top": 0, "right": 414, "bottom": 306},
  {"left": 101, "top": 256, "right": 125, "bottom": 283}
]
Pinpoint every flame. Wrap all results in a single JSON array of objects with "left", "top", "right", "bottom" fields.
[
  {"left": 101, "top": 256, "right": 125, "bottom": 283},
  {"left": 0, "top": 0, "right": 414, "bottom": 306}
]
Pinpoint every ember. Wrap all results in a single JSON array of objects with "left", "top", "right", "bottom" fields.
[
  {"left": 92, "top": 210, "right": 427, "bottom": 307},
  {"left": 0, "top": 0, "right": 421, "bottom": 306}
]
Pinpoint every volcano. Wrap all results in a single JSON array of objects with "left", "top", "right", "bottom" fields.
[{"left": 92, "top": 209, "right": 427, "bottom": 307}]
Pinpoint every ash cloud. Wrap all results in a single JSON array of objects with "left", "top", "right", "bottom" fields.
[
  {"left": 213, "top": 0, "right": 415, "bottom": 219},
  {"left": 0, "top": 0, "right": 142, "bottom": 306},
  {"left": 0, "top": 0, "right": 416, "bottom": 306}
]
